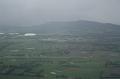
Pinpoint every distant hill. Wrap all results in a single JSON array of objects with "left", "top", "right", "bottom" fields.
[{"left": 0, "top": 20, "right": 120, "bottom": 35}]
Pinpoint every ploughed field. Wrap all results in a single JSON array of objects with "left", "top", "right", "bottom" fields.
[{"left": 0, "top": 33, "right": 120, "bottom": 79}]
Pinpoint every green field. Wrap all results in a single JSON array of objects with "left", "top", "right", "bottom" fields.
[{"left": 0, "top": 33, "right": 120, "bottom": 79}]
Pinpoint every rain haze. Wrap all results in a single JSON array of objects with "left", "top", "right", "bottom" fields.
[
  {"left": 0, "top": 0, "right": 120, "bottom": 79},
  {"left": 0, "top": 0, "right": 120, "bottom": 26}
]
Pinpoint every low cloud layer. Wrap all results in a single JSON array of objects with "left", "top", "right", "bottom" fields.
[{"left": 0, "top": 0, "right": 120, "bottom": 26}]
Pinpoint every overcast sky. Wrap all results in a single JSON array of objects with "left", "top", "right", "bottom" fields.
[{"left": 0, "top": 0, "right": 120, "bottom": 26}]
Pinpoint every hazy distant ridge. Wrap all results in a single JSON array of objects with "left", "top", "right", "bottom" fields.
[{"left": 0, "top": 20, "right": 120, "bottom": 34}]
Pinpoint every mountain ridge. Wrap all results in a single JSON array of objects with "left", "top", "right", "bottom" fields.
[{"left": 0, "top": 20, "right": 120, "bottom": 34}]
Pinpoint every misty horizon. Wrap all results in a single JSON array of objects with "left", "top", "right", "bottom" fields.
[
  {"left": 0, "top": 0, "right": 120, "bottom": 26},
  {"left": 0, "top": 1, "right": 120, "bottom": 79}
]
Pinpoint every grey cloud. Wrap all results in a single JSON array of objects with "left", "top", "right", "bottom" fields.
[{"left": 0, "top": 0, "right": 120, "bottom": 26}]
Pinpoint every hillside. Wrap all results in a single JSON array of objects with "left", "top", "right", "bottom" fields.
[{"left": 0, "top": 20, "right": 120, "bottom": 35}]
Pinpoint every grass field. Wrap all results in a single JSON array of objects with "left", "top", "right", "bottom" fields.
[{"left": 0, "top": 33, "right": 120, "bottom": 79}]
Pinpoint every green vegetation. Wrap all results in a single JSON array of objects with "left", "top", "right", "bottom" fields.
[{"left": 0, "top": 33, "right": 120, "bottom": 79}]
